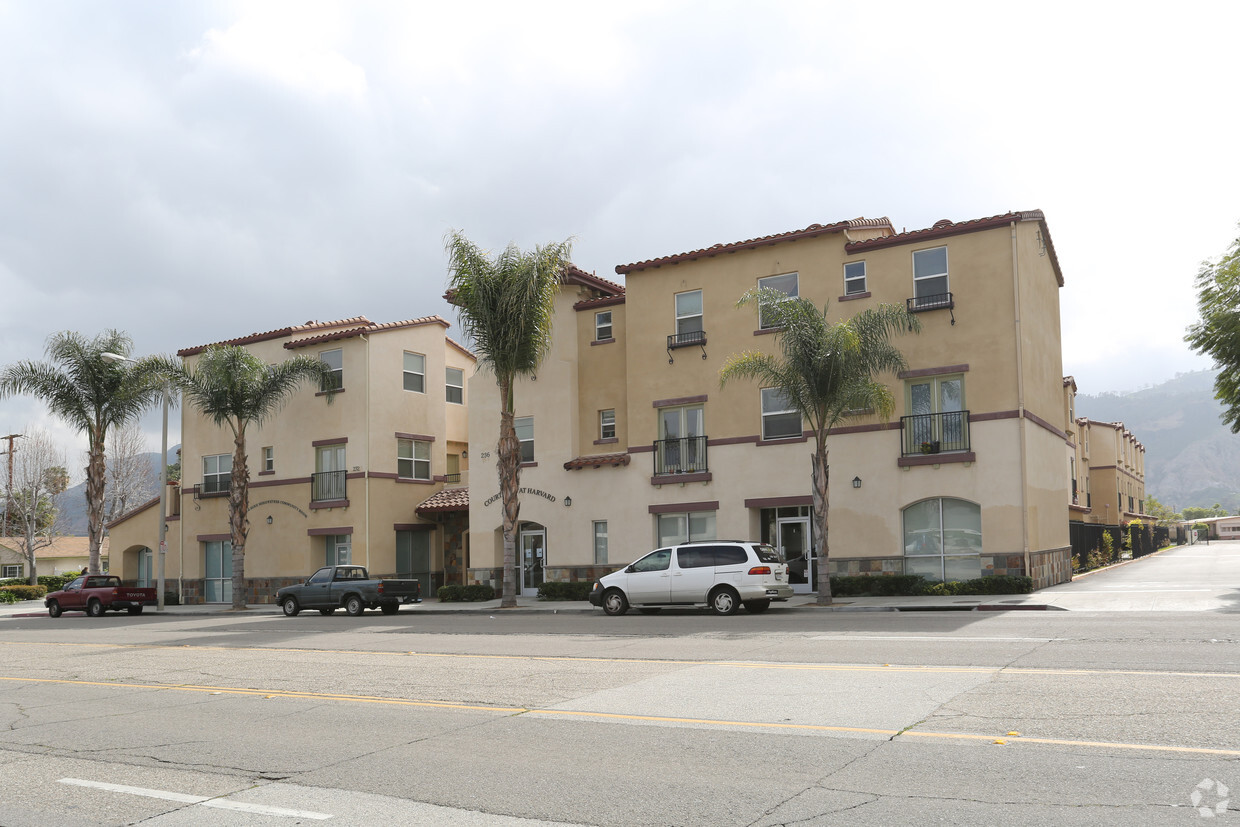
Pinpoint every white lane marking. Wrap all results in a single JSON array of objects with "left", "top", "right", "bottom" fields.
[
  {"left": 811, "top": 636, "right": 1060, "bottom": 642},
  {"left": 58, "top": 778, "right": 332, "bottom": 820}
]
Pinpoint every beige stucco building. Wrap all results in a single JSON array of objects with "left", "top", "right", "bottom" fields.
[
  {"left": 0, "top": 536, "right": 109, "bottom": 580},
  {"left": 467, "top": 211, "right": 1074, "bottom": 592},
  {"left": 107, "top": 316, "right": 474, "bottom": 603},
  {"left": 1077, "top": 417, "right": 1149, "bottom": 526}
]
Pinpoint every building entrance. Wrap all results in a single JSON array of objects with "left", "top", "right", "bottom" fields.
[
  {"left": 519, "top": 525, "right": 546, "bottom": 596},
  {"left": 778, "top": 516, "right": 815, "bottom": 593}
]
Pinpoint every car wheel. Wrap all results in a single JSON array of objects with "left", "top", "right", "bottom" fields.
[
  {"left": 127, "top": 606, "right": 143, "bottom": 615},
  {"left": 281, "top": 597, "right": 300, "bottom": 617},
  {"left": 87, "top": 599, "right": 104, "bottom": 618},
  {"left": 318, "top": 608, "right": 335, "bottom": 616},
  {"left": 47, "top": 600, "right": 62, "bottom": 618},
  {"left": 380, "top": 602, "right": 398, "bottom": 615},
  {"left": 743, "top": 599, "right": 771, "bottom": 614},
  {"left": 602, "top": 589, "right": 629, "bottom": 616},
  {"left": 709, "top": 587, "right": 740, "bottom": 616},
  {"left": 345, "top": 595, "right": 365, "bottom": 616},
  {"left": 637, "top": 607, "right": 662, "bottom": 615}
]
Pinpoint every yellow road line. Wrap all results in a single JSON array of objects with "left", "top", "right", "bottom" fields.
[
  {"left": 4, "top": 640, "right": 1240, "bottom": 680},
  {"left": 3, "top": 674, "right": 1238, "bottom": 758}
]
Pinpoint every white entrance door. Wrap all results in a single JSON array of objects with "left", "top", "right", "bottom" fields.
[
  {"left": 520, "top": 528, "right": 545, "bottom": 596},
  {"left": 778, "top": 517, "right": 814, "bottom": 593}
]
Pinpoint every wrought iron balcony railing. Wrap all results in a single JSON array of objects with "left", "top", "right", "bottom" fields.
[
  {"left": 653, "top": 435, "right": 708, "bottom": 476},
  {"left": 311, "top": 470, "right": 347, "bottom": 502},
  {"left": 901, "top": 411, "right": 970, "bottom": 456}
]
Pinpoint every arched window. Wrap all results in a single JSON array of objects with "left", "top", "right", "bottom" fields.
[{"left": 902, "top": 498, "right": 982, "bottom": 582}]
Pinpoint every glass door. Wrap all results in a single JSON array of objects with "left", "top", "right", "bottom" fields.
[
  {"left": 778, "top": 517, "right": 814, "bottom": 592},
  {"left": 520, "top": 527, "right": 546, "bottom": 596}
]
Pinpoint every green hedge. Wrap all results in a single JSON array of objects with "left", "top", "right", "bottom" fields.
[
  {"left": 0, "top": 590, "right": 19, "bottom": 604},
  {"left": 829, "top": 574, "right": 1033, "bottom": 597},
  {"left": 437, "top": 584, "right": 496, "bottom": 602},
  {"left": 0, "top": 584, "right": 47, "bottom": 600},
  {"left": 537, "top": 581, "right": 594, "bottom": 601}
]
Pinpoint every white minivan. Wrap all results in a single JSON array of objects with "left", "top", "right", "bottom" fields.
[{"left": 589, "top": 540, "right": 794, "bottom": 616}]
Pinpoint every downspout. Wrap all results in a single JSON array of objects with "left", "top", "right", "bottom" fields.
[
  {"left": 1011, "top": 222, "right": 1031, "bottom": 577},
  {"left": 361, "top": 333, "right": 371, "bottom": 571}
]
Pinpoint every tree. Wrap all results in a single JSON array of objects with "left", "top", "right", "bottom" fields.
[
  {"left": 1144, "top": 494, "right": 1180, "bottom": 524},
  {"left": 445, "top": 230, "right": 573, "bottom": 608},
  {"left": 1186, "top": 226, "right": 1240, "bottom": 430},
  {"left": 103, "top": 421, "right": 156, "bottom": 524},
  {"left": 2, "top": 428, "right": 68, "bottom": 584},
  {"left": 720, "top": 288, "right": 919, "bottom": 605},
  {"left": 0, "top": 330, "right": 163, "bottom": 574},
  {"left": 156, "top": 345, "right": 332, "bottom": 610}
]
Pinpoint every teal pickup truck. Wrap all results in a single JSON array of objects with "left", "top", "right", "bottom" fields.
[{"left": 275, "top": 565, "right": 421, "bottom": 617}]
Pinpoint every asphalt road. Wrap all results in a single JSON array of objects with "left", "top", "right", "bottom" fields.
[{"left": 1, "top": 544, "right": 1238, "bottom": 825}]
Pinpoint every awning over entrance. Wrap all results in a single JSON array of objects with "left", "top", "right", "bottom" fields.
[{"left": 416, "top": 487, "right": 469, "bottom": 515}]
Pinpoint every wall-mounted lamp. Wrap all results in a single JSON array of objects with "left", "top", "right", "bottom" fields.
[
  {"left": 852, "top": 476, "right": 862, "bottom": 489},
  {"left": 461, "top": 450, "right": 468, "bottom": 458},
  {"left": 563, "top": 496, "right": 572, "bottom": 507},
  {"left": 266, "top": 515, "right": 273, "bottom": 525}
]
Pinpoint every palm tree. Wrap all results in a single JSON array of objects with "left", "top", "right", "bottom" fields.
[
  {"left": 720, "top": 289, "right": 920, "bottom": 605},
  {"left": 156, "top": 345, "right": 332, "bottom": 610},
  {"left": 445, "top": 229, "right": 573, "bottom": 608},
  {"left": 0, "top": 330, "right": 164, "bottom": 574}
]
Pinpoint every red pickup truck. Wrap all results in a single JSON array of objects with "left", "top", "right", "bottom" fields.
[{"left": 44, "top": 575, "right": 158, "bottom": 618}]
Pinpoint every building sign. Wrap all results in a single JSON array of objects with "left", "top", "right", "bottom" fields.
[
  {"left": 483, "top": 487, "right": 557, "bottom": 507},
  {"left": 252, "top": 499, "right": 310, "bottom": 518}
]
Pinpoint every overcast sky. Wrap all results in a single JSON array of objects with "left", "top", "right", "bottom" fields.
[{"left": 2, "top": 1, "right": 1237, "bottom": 479}]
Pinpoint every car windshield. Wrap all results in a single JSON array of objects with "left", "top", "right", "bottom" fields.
[
  {"left": 753, "top": 544, "right": 783, "bottom": 563},
  {"left": 630, "top": 549, "right": 671, "bottom": 573}
]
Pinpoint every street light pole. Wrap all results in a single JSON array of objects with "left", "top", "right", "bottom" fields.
[{"left": 101, "top": 353, "right": 169, "bottom": 612}]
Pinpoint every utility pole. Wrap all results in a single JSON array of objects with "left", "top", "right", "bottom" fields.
[{"left": 1, "top": 433, "right": 24, "bottom": 538}]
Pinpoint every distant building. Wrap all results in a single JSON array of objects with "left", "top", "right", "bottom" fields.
[
  {"left": 106, "top": 317, "right": 473, "bottom": 602},
  {"left": 0, "top": 536, "right": 109, "bottom": 579}
]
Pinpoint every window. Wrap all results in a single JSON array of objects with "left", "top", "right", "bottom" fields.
[
  {"left": 1, "top": 564, "right": 22, "bottom": 579},
  {"left": 204, "top": 541, "right": 233, "bottom": 603},
  {"left": 262, "top": 447, "right": 274, "bottom": 472},
  {"left": 657, "top": 511, "right": 716, "bottom": 546},
  {"left": 202, "top": 453, "right": 231, "bottom": 494},
  {"left": 675, "top": 290, "right": 703, "bottom": 336},
  {"left": 325, "top": 535, "right": 351, "bottom": 566},
  {"left": 516, "top": 417, "right": 534, "bottom": 463},
  {"left": 595, "top": 310, "right": 613, "bottom": 341},
  {"left": 446, "top": 367, "right": 464, "bottom": 404},
  {"left": 403, "top": 352, "right": 425, "bottom": 393},
  {"left": 631, "top": 548, "right": 671, "bottom": 573},
  {"left": 912, "top": 246, "right": 949, "bottom": 306},
  {"left": 844, "top": 261, "right": 867, "bottom": 295},
  {"left": 600, "top": 409, "right": 616, "bottom": 440},
  {"left": 398, "top": 438, "right": 431, "bottom": 480},
  {"left": 761, "top": 388, "right": 801, "bottom": 440},
  {"left": 904, "top": 374, "right": 967, "bottom": 454},
  {"left": 396, "top": 530, "right": 432, "bottom": 596},
  {"left": 757, "top": 272, "right": 798, "bottom": 329},
  {"left": 321, "top": 349, "right": 343, "bottom": 391},
  {"left": 313, "top": 444, "right": 346, "bottom": 501},
  {"left": 657, "top": 404, "right": 705, "bottom": 474},
  {"left": 902, "top": 498, "right": 981, "bottom": 582},
  {"left": 593, "top": 521, "right": 608, "bottom": 565},
  {"left": 137, "top": 549, "right": 152, "bottom": 587}
]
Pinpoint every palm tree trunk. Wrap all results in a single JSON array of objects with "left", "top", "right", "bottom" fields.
[
  {"left": 812, "top": 442, "right": 832, "bottom": 605},
  {"left": 229, "top": 425, "right": 250, "bottom": 610},
  {"left": 85, "top": 430, "right": 106, "bottom": 575},
  {"left": 497, "top": 378, "right": 521, "bottom": 608}
]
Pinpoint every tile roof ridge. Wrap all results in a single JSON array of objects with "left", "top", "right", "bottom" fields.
[
  {"left": 616, "top": 219, "right": 869, "bottom": 275},
  {"left": 178, "top": 316, "right": 375, "bottom": 356}
]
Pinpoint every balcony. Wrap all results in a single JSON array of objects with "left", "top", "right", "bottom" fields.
[
  {"left": 311, "top": 470, "right": 347, "bottom": 502},
  {"left": 666, "top": 330, "right": 707, "bottom": 363},
  {"left": 901, "top": 411, "right": 970, "bottom": 456},
  {"left": 906, "top": 292, "right": 955, "bottom": 325},
  {"left": 653, "top": 436, "right": 708, "bottom": 477}
]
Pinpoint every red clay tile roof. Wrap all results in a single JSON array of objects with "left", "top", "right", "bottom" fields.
[
  {"left": 284, "top": 316, "right": 450, "bottom": 349},
  {"left": 564, "top": 265, "right": 625, "bottom": 296},
  {"left": 844, "top": 210, "right": 1064, "bottom": 287},
  {"left": 416, "top": 487, "right": 470, "bottom": 513},
  {"left": 563, "top": 452, "right": 631, "bottom": 470},
  {"left": 179, "top": 317, "right": 373, "bottom": 356},
  {"left": 445, "top": 336, "right": 476, "bottom": 359},
  {"left": 573, "top": 294, "right": 626, "bottom": 311},
  {"left": 615, "top": 218, "right": 893, "bottom": 275}
]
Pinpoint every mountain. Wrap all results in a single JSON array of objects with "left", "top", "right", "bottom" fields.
[
  {"left": 56, "top": 446, "right": 179, "bottom": 536},
  {"left": 1075, "top": 370, "right": 1240, "bottom": 513}
]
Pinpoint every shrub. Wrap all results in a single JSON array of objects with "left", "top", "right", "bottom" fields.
[
  {"left": 0, "top": 590, "right": 19, "bottom": 604},
  {"left": 0, "top": 584, "right": 47, "bottom": 600},
  {"left": 537, "top": 581, "right": 593, "bottom": 601},
  {"left": 829, "top": 573, "right": 1034, "bottom": 597},
  {"left": 437, "top": 584, "right": 496, "bottom": 602},
  {"left": 39, "top": 574, "right": 77, "bottom": 592}
]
